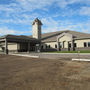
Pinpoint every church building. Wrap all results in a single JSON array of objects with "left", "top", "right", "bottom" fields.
[{"left": 0, "top": 18, "right": 90, "bottom": 54}]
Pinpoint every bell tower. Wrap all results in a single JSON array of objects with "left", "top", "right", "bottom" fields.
[{"left": 32, "top": 18, "right": 42, "bottom": 40}]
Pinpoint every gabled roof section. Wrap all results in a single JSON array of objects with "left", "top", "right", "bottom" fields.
[
  {"left": 0, "top": 30, "right": 90, "bottom": 43},
  {"left": 41, "top": 30, "right": 90, "bottom": 42},
  {"left": 68, "top": 31, "right": 90, "bottom": 39},
  {"left": 41, "top": 30, "right": 69, "bottom": 42}
]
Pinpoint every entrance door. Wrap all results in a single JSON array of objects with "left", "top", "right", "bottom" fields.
[{"left": 30, "top": 46, "right": 35, "bottom": 51}]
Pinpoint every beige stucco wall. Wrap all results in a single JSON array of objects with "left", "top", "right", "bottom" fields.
[
  {"left": 58, "top": 35, "right": 72, "bottom": 42},
  {"left": 43, "top": 35, "right": 90, "bottom": 49},
  {"left": 0, "top": 42, "right": 18, "bottom": 51},
  {"left": 58, "top": 35, "right": 72, "bottom": 48},
  {"left": 42, "top": 42, "right": 57, "bottom": 49},
  {"left": 58, "top": 35, "right": 90, "bottom": 48},
  {"left": 42, "top": 35, "right": 72, "bottom": 49},
  {"left": 75, "top": 39, "right": 90, "bottom": 48},
  {"left": 43, "top": 35, "right": 72, "bottom": 49},
  {"left": 8, "top": 43, "right": 18, "bottom": 51}
]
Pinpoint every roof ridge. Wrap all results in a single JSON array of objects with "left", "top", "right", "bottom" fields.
[
  {"left": 69, "top": 30, "right": 90, "bottom": 35},
  {"left": 42, "top": 30, "right": 70, "bottom": 35}
]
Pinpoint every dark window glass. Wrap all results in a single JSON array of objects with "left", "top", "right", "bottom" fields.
[
  {"left": 55, "top": 44, "right": 57, "bottom": 48},
  {"left": 84, "top": 42, "right": 87, "bottom": 47},
  {"left": 46, "top": 45, "right": 47, "bottom": 49},
  {"left": 59, "top": 42, "right": 62, "bottom": 48},
  {"left": 74, "top": 43, "right": 77, "bottom": 47},
  {"left": 59, "top": 45, "right": 62, "bottom": 48},
  {"left": 88, "top": 42, "right": 90, "bottom": 47},
  {"left": 69, "top": 43, "right": 71, "bottom": 48},
  {"left": 41, "top": 45, "right": 43, "bottom": 49},
  {"left": 48, "top": 45, "right": 50, "bottom": 48}
]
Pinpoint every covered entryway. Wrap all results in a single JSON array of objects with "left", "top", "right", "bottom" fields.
[{"left": 0, "top": 35, "right": 41, "bottom": 54}]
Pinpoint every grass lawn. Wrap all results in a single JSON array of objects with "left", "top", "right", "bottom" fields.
[{"left": 48, "top": 50, "right": 90, "bottom": 53}]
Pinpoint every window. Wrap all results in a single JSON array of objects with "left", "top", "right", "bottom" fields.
[
  {"left": 74, "top": 43, "right": 77, "bottom": 47},
  {"left": 88, "top": 42, "right": 90, "bottom": 47},
  {"left": 59, "top": 42, "right": 62, "bottom": 48},
  {"left": 55, "top": 44, "right": 57, "bottom": 48},
  {"left": 41, "top": 45, "right": 43, "bottom": 49},
  {"left": 69, "top": 43, "right": 71, "bottom": 48},
  {"left": 84, "top": 42, "right": 87, "bottom": 47},
  {"left": 48, "top": 45, "right": 50, "bottom": 48},
  {"left": 46, "top": 45, "right": 47, "bottom": 49}
]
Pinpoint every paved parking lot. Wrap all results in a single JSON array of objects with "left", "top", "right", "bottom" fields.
[{"left": 0, "top": 54, "right": 90, "bottom": 90}]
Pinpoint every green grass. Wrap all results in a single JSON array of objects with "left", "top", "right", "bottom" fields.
[{"left": 47, "top": 50, "right": 90, "bottom": 53}]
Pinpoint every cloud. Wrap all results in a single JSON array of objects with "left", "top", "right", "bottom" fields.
[
  {"left": 0, "top": 0, "right": 89, "bottom": 25},
  {"left": 41, "top": 17, "right": 90, "bottom": 33},
  {"left": 16, "top": 0, "right": 90, "bottom": 10},
  {"left": 0, "top": 13, "right": 39, "bottom": 25},
  {"left": 0, "top": 17, "right": 90, "bottom": 36},
  {"left": 79, "top": 7, "right": 90, "bottom": 16},
  {"left": 41, "top": 17, "right": 60, "bottom": 33},
  {"left": 0, "top": 3, "right": 22, "bottom": 14},
  {"left": 15, "top": 0, "right": 54, "bottom": 11},
  {"left": 0, "top": 0, "right": 90, "bottom": 35},
  {"left": 56, "top": 0, "right": 90, "bottom": 8},
  {"left": 0, "top": 27, "right": 30, "bottom": 35}
]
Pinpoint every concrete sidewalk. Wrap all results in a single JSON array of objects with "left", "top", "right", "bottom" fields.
[
  {"left": 33, "top": 53, "right": 90, "bottom": 59},
  {"left": 10, "top": 53, "right": 90, "bottom": 59}
]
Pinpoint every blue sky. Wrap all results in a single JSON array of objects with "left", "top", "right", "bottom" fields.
[{"left": 0, "top": 0, "right": 90, "bottom": 36}]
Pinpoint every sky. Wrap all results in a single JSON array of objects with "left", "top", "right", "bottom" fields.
[{"left": 0, "top": 0, "right": 90, "bottom": 36}]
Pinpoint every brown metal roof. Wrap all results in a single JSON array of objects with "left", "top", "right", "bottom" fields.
[
  {"left": 0, "top": 30, "right": 90, "bottom": 43},
  {"left": 0, "top": 34, "right": 40, "bottom": 43},
  {"left": 41, "top": 30, "right": 90, "bottom": 42}
]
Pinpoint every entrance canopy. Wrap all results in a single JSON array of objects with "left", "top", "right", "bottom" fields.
[
  {"left": 0, "top": 35, "right": 41, "bottom": 54},
  {"left": 0, "top": 35, "right": 40, "bottom": 43}
]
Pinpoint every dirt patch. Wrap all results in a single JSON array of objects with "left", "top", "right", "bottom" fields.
[{"left": 0, "top": 54, "right": 90, "bottom": 90}]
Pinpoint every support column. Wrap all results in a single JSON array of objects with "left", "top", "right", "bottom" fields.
[
  {"left": 72, "top": 40, "right": 74, "bottom": 51},
  {"left": 57, "top": 38, "right": 59, "bottom": 51},
  {"left": 17, "top": 43, "right": 20, "bottom": 52},
  {"left": 28, "top": 42, "right": 30, "bottom": 53},
  {"left": 57, "top": 42, "right": 60, "bottom": 51},
  {"left": 5, "top": 39, "right": 8, "bottom": 54},
  {"left": 68, "top": 41, "right": 70, "bottom": 51}
]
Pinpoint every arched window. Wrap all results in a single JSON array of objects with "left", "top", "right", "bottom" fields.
[
  {"left": 55, "top": 44, "right": 57, "bottom": 48},
  {"left": 84, "top": 42, "right": 87, "bottom": 47},
  {"left": 46, "top": 45, "right": 47, "bottom": 49},
  {"left": 74, "top": 43, "right": 77, "bottom": 47},
  {"left": 41, "top": 45, "right": 43, "bottom": 49},
  {"left": 48, "top": 45, "right": 50, "bottom": 48}
]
